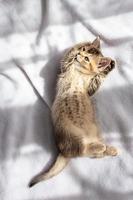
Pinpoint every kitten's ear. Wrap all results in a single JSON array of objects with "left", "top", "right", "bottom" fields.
[{"left": 92, "top": 36, "right": 100, "bottom": 49}]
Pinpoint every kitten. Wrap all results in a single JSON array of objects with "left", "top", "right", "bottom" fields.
[{"left": 29, "top": 37, "right": 117, "bottom": 187}]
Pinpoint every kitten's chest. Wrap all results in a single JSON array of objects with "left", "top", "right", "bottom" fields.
[{"left": 70, "top": 72, "right": 91, "bottom": 91}]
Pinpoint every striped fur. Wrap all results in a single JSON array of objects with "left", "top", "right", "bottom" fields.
[{"left": 29, "top": 37, "right": 118, "bottom": 188}]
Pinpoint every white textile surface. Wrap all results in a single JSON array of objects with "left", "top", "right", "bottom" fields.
[{"left": 0, "top": 0, "right": 133, "bottom": 199}]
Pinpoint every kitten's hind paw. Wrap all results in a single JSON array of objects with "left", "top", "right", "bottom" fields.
[
  {"left": 88, "top": 142, "right": 106, "bottom": 154},
  {"left": 105, "top": 146, "right": 119, "bottom": 156}
]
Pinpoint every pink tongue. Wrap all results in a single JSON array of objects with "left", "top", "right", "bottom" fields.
[{"left": 98, "top": 57, "right": 111, "bottom": 68}]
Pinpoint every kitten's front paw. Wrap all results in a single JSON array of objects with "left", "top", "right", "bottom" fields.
[
  {"left": 88, "top": 75, "right": 101, "bottom": 96},
  {"left": 102, "top": 60, "right": 115, "bottom": 75}
]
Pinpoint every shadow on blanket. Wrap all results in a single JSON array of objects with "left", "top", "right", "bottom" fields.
[
  {"left": 35, "top": 0, "right": 133, "bottom": 45},
  {"left": 26, "top": 160, "right": 133, "bottom": 199},
  {"left": 26, "top": 190, "right": 133, "bottom": 200},
  {"left": 96, "top": 84, "right": 133, "bottom": 151}
]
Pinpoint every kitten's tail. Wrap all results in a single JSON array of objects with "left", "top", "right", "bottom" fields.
[{"left": 28, "top": 154, "right": 70, "bottom": 187}]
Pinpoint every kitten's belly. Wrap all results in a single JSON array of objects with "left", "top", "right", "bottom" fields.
[
  {"left": 52, "top": 91, "right": 98, "bottom": 144},
  {"left": 58, "top": 92, "right": 94, "bottom": 127}
]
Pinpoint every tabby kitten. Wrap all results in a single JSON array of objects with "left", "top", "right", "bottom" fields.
[{"left": 29, "top": 37, "right": 117, "bottom": 187}]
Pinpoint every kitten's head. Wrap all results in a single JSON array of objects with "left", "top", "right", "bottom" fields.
[
  {"left": 75, "top": 37, "right": 115, "bottom": 74},
  {"left": 61, "top": 37, "right": 115, "bottom": 75}
]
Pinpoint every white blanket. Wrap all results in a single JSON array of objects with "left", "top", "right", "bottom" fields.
[{"left": 0, "top": 0, "right": 133, "bottom": 199}]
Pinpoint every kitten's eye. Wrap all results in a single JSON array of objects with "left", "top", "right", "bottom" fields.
[
  {"left": 84, "top": 56, "right": 89, "bottom": 61},
  {"left": 82, "top": 47, "right": 85, "bottom": 51},
  {"left": 88, "top": 48, "right": 99, "bottom": 54}
]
